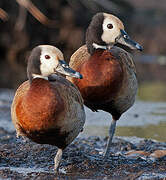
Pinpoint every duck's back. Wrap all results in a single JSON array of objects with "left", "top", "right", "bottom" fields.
[
  {"left": 68, "top": 45, "right": 137, "bottom": 119},
  {"left": 69, "top": 45, "right": 90, "bottom": 70},
  {"left": 11, "top": 78, "right": 85, "bottom": 149}
]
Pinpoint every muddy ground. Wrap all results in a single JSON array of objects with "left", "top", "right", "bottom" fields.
[{"left": 0, "top": 128, "right": 166, "bottom": 180}]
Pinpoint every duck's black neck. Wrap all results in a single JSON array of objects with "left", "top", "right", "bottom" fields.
[
  {"left": 85, "top": 13, "right": 106, "bottom": 55},
  {"left": 27, "top": 46, "right": 42, "bottom": 83},
  {"left": 86, "top": 29, "right": 106, "bottom": 55},
  {"left": 27, "top": 72, "right": 33, "bottom": 83}
]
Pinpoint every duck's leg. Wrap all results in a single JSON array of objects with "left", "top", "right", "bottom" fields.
[
  {"left": 104, "top": 118, "right": 117, "bottom": 159},
  {"left": 54, "top": 148, "right": 63, "bottom": 173}
]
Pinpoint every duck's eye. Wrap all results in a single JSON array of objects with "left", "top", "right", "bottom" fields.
[
  {"left": 124, "top": 35, "right": 129, "bottom": 39},
  {"left": 45, "top": 55, "right": 50, "bottom": 59},
  {"left": 107, "top": 24, "right": 113, "bottom": 29}
]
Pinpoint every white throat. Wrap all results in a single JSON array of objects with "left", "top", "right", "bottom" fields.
[
  {"left": 92, "top": 43, "right": 113, "bottom": 50},
  {"left": 32, "top": 74, "right": 48, "bottom": 80},
  {"left": 92, "top": 43, "right": 107, "bottom": 50}
]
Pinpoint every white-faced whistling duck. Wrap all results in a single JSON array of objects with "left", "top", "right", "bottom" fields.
[
  {"left": 11, "top": 45, "right": 85, "bottom": 172},
  {"left": 67, "top": 13, "right": 143, "bottom": 158}
]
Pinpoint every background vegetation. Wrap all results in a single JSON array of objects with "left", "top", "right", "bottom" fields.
[{"left": 0, "top": 0, "right": 166, "bottom": 89}]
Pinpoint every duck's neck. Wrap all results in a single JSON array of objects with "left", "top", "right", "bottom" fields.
[
  {"left": 86, "top": 35, "right": 106, "bottom": 55},
  {"left": 86, "top": 30, "right": 114, "bottom": 55},
  {"left": 48, "top": 73, "right": 66, "bottom": 82},
  {"left": 28, "top": 72, "right": 48, "bottom": 84},
  {"left": 86, "top": 26, "right": 106, "bottom": 54},
  {"left": 86, "top": 41, "right": 114, "bottom": 55}
]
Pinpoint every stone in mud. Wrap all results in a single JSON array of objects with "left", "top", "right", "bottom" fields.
[{"left": 150, "top": 150, "right": 166, "bottom": 159}]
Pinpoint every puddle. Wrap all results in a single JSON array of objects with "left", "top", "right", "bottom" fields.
[{"left": 82, "top": 100, "right": 166, "bottom": 141}]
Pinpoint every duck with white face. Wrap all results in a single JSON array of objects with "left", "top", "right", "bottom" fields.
[
  {"left": 68, "top": 12, "right": 143, "bottom": 160},
  {"left": 86, "top": 13, "right": 143, "bottom": 54},
  {"left": 27, "top": 45, "right": 83, "bottom": 82},
  {"left": 11, "top": 45, "right": 85, "bottom": 172}
]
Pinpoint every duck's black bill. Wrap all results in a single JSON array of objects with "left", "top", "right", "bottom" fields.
[
  {"left": 116, "top": 29, "right": 143, "bottom": 51},
  {"left": 55, "top": 60, "right": 83, "bottom": 79}
]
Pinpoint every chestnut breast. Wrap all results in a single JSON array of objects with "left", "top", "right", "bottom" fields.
[
  {"left": 72, "top": 50, "right": 124, "bottom": 102},
  {"left": 16, "top": 79, "right": 65, "bottom": 132}
]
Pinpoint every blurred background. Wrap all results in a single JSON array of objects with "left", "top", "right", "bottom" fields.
[{"left": 0, "top": 0, "right": 166, "bottom": 141}]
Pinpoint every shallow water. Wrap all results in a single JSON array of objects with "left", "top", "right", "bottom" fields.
[
  {"left": 83, "top": 101, "right": 166, "bottom": 142},
  {"left": 138, "top": 81, "right": 166, "bottom": 102}
]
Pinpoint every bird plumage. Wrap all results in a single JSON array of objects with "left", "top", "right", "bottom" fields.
[
  {"left": 11, "top": 45, "right": 85, "bottom": 171},
  {"left": 67, "top": 12, "right": 142, "bottom": 158}
]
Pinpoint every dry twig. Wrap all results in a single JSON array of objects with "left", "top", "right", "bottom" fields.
[
  {"left": 15, "top": 4, "right": 27, "bottom": 31},
  {"left": 0, "top": 8, "right": 9, "bottom": 21},
  {"left": 16, "top": 0, "right": 58, "bottom": 27}
]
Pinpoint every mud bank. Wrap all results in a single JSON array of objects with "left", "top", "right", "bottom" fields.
[{"left": 0, "top": 128, "right": 166, "bottom": 180}]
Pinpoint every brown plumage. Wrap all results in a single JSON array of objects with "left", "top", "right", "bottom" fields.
[
  {"left": 67, "top": 12, "right": 142, "bottom": 158},
  {"left": 11, "top": 45, "right": 85, "bottom": 171},
  {"left": 69, "top": 45, "right": 137, "bottom": 119}
]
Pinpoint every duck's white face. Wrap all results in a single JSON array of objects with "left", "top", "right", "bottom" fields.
[
  {"left": 39, "top": 45, "right": 63, "bottom": 77},
  {"left": 88, "top": 13, "right": 143, "bottom": 53},
  {"left": 101, "top": 13, "right": 124, "bottom": 45},
  {"left": 30, "top": 45, "right": 82, "bottom": 80}
]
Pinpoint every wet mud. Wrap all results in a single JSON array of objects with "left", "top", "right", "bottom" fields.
[{"left": 0, "top": 128, "right": 166, "bottom": 180}]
